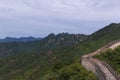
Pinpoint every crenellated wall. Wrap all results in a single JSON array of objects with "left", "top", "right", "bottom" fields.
[
  {"left": 81, "top": 40, "right": 120, "bottom": 80},
  {"left": 81, "top": 57, "right": 106, "bottom": 80}
]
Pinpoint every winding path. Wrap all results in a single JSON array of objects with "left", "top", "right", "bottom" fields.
[{"left": 82, "top": 40, "right": 120, "bottom": 80}]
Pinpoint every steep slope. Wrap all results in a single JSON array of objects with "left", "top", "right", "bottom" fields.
[
  {"left": 91, "top": 23, "right": 120, "bottom": 40},
  {"left": 83, "top": 23, "right": 120, "bottom": 52},
  {"left": 0, "top": 23, "right": 120, "bottom": 79},
  {"left": 0, "top": 33, "right": 92, "bottom": 80},
  {"left": 0, "top": 33, "right": 88, "bottom": 57}
]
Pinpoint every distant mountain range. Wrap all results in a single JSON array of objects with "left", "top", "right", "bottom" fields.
[
  {"left": 0, "top": 37, "right": 42, "bottom": 43},
  {"left": 0, "top": 23, "right": 120, "bottom": 80}
]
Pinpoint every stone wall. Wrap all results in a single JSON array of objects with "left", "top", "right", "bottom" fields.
[
  {"left": 81, "top": 57, "right": 96, "bottom": 74},
  {"left": 81, "top": 57, "right": 106, "bottom": 80},
  {"left": 81, "top": 40, "right": 120, "bottom": 80}
]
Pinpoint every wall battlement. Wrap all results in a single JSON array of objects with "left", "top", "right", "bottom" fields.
[{"left": 81, "top": 40, "right": 120, "bottom": 80}]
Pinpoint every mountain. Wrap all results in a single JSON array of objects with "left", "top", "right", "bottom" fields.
[
  {"left": 0, "top": 37, "right": 42, "bottom": 43},
  {"left": 0, "top": 23, "right": 120, "bottom": 80},
  {"left": 0, "top": 33, "right": 89, "bottom": 57},
  {"left": 0, "top": 33, "right": 95, "bottom": 80},
  {"left": 85, "top": 23, "right": 120, "bottom": 51},
  {"left": 91, "top": 23, "right": 120, "bottom": 40},
  {"left": 40, "top": 33, "right": 89, "bottom": 49}
]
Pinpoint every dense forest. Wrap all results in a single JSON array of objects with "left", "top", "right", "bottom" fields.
[{"left": 0, "top": 23, "right": 120, "bottom": 80}]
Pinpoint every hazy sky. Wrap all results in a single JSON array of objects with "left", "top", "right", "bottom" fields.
[{"left": 0, "top": 0, "right": 120, "bottom": 38}]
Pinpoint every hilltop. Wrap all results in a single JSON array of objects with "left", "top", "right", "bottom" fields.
[{"left": 0, "top": 23, "right": 120, "bottom": 80}]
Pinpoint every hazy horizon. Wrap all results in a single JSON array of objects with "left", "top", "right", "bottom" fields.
[
  {"left": 0, "top": 0, "right": 120, "bottom": 38},
  {"left": 0, "top": 23, "right": 109, "bottom": 39}
]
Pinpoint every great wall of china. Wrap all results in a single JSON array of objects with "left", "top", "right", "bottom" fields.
[{"left": 81, "top": 40, "right": 120, "bottom": 80}]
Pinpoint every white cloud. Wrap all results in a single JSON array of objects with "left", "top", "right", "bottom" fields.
[{"left": 0, "top": 0, "right": 120, "bottom": 38}]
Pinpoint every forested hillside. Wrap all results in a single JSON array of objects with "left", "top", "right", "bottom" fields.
[{"left": 0, "top": 23, "right": 120, "bottom": 80}]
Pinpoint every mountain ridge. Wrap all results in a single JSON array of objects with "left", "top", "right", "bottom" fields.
[
  {"left": 0, "top": 37, "right": 42, "bottom": 43},
  {"left": 0, "top": 23, "right": 120, "bottom": 80}
]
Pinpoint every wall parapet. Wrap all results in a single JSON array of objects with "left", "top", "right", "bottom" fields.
[{"left": 81, "top": 40, "right": 120, "bottom": 80}]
